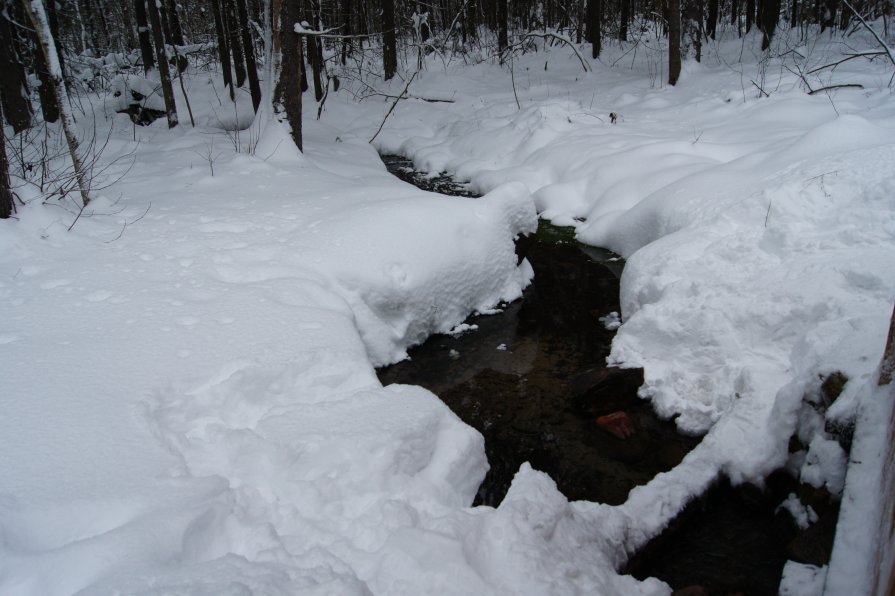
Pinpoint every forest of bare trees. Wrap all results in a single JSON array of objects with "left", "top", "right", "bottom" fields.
[{"left": 1, "top": 0, "right": 891, "bottom": 219}]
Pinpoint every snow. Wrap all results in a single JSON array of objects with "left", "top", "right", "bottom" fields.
[
  {"left": 3, "top": 23, "right": 895, "bottom": 595},
  {"left": 779, "top": 561, "right": 827, "bottom": 596}
]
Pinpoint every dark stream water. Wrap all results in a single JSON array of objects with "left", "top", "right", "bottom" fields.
[{"left": 377, "top": 155, "right": 806, "bottom": 595}]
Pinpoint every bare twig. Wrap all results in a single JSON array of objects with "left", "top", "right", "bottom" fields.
[
  {"left": 806, "top": 51, "right": 885, "bottom": 75},
  {"left": 841, "top": 0, "right": 895, "bottom": 68},
  {"left": 105, "top": 202, "right": 151, "bottom": 242},
  {"left": 369, "top": 71, "right": 419, "bottom": 144}
]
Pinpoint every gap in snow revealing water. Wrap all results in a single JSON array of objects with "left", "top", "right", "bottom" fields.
[{"left": 377, "top": 154, "right": 799, "bottom": 594}]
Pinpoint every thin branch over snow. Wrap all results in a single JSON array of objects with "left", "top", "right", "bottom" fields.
[
  {"left": 503, "top": 32, "right": 592, "bottom": 73},
  {"left": 841, "top": 0, "right": 895, "bottom": 85}
]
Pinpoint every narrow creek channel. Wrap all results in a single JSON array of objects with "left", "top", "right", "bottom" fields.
[{"left": 377, "top": 155, "right": 803, "bottom": 595}]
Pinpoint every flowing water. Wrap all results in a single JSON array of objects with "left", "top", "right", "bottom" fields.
[{"left": 377, "top": 155, "right": 808, "bottom": 595}]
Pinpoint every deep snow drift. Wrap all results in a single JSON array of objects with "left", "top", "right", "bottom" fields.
[{"left": 2, "top": 24, "right": 894, "bottom": 595}]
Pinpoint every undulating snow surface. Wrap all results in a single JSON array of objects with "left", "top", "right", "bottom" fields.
[{"left": 2, "top": 26, "right": 894, "bottom": 595}]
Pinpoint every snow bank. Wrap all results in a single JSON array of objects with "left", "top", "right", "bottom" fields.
[
  {"left": 4, "top": 25, "right": 895, "bottom": 596},
  {"left": 360, "top": 27, "right": 895, "bottom": 589}
]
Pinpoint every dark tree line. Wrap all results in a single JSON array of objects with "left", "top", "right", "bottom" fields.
[{"left": 2, "top": 0, "right": 889, "bottom": 217}]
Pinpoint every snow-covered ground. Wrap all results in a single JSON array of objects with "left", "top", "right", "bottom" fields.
[{"left": 2, "top": 25, "right": 894, "bottom": 595}]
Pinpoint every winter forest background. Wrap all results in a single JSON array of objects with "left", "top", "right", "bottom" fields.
[{"left": 2, "top": 0, "right": 895, "bottom": 594}]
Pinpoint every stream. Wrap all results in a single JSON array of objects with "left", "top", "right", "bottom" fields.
[{"left": 377, "top": 155, "right": 806, "bottom": 595}]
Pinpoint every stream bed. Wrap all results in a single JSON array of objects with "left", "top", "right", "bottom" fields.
[{"left": 377, "top": 155, "right": 805, "bottom": 595}]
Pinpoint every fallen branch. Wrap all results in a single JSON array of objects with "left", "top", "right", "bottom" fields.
[
  {"left": 807, "top": 83, "right": 864, "bottom": 94},
  {"left": 369, "top": 71, "right": 419, "bottom": 144},
  {"left": 365, "top": 89, "right": 455, "bottom": 103}
]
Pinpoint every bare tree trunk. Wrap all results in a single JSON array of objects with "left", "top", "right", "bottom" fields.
[
  {"left": 587, "top": 0, "right": 601, "bottom": 58},
  {"left": 134, "top": 0, "right": 155, "bottom": 73},
  {"left": 669, "top": 0, "right": 682, "bottom": 85},
  {"left": 225, "top": 0, "right": 247, "bottom": 87},
  {"left": 278, "top": 0, "right": 303, "bottom": 150},
  {"left": 211, "top": 0, "right": 235, "bottom": 97},
  {"left": 382, "top": 0, "right": 397, "bottom": 80},
  {"left": 30, "top": 19, "right": 59, "bottom": 123},
  {"left": 22, "top": 0, "right": 90, "bottom": 207},
  {"left": 761, "top": 0, "right": 781, "bottom": 49},
  {"left": 619, "top": 0, "right": 630, "bottom": 41},
  {"left": 498, "top": 0, "right": 508, "bottom": 55},
  {"left": 236, "top": 0, "right": 262, "bottom": 111},
  {"left": 0, "top": 9, "right": 32, "bottom": 134},
  {"left": 341, "top": 0, "right": 353, "bottom": 64},
  {"left": 119, "top": 0, "right": 138, "bottom": 51},
  {"left": 0, "top": 102, "right": 14, "bottom": 219},
  {"left": 146, "top": 0, "right": 179, "bottom": 128},
  {"left": 165, "top": 0, "right": 186, "bottom": 45},
  {"left": 708, "top": 0, "right": 720, "bottom": 38},
  {"left": 305, "top": 5, "right": 324, "bottom": 101}
]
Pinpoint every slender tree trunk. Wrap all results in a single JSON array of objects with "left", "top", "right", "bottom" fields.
[
  {"left": 45, "top": 0, "right": 66, "bottom": 79},
  {"left": 165, "top": 0, "right": 186, "bottom": 45},
  {"left": 134, "top": 0, "right": 155, "bottom": 73},
  {"left": 30, "top": 24, "right": 59, "bottom": 123},
  {"left": 761, "top": 0, "right": 781, "bottom": 48},
  {"left": 746, "top": 0, "right": 755, "bottom": 31},
  {"left": 119, "top": 1, "right": 138, "bottom": 50},
  {"left": 146, "top": 0, "right": 179, "bottom": 127},
  {"left": 305, "top": 5, "right": 324, "bottom": 101},
  {"left": 22, "top": 0, "right": 90, "bottom": 206},
  {"left": 708, "top": 0, "right": 719, "bottom": 38},
  {"left": 225, "top": 0, "right": 247, "bottom": 87},
  {"left": 278, "top": 0, "right": 303, "bottom": 150},
  {"left": 341, "top": 0, "right": 353, "bottom": 64},
  {"left": 0, "top": 102, "right": 14, "bottom": 219},
  {"left": 236, "top": 0, "right": 262, "bottom": 111},
  {"left": 587, "top": 0, "right": 601, "bottom": 58},
  {"left": 498, "top": 0, "right": 508, "bottom": 55},
  {"left": 669, "top": 0, "right": 682, "bottom": 85},
  {"left": 211, "top": 0, "right": 235, "bottom": 97},
  {"left": 619, "top": 0, "right": 630, "bottom": 41},
  {"left": 0, "top": 10, "right": 32, "bottom": 134},
  {"left": 382, "top": 0, "right": 397, "bottom": 79}
]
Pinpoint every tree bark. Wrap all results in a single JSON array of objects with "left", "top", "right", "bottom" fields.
[
  {"left": 22, "top": 0, "right": 90, "bottom": 206},
  {"left": 146, "top": 0, "right": 179, "bottom": 128},
  {"left": 134, "top": 0, "right": 155, "bottom": 73},
  {"left": 587, "top": 0, "right": 601, "bottom": 59},
  {"left": 164, "top": 0, "right": 185, "bottom": 45},
  {"left": 225, "top": 0, "right": 247, "bottom": 87},
  {"left": 278, "top": 0, "right": 303, "bottom": 150},
  {"left": 619, "top": 0, "right": 630, "bottom": 41},
  {"left": 497, "top": 0, "right": 508, "bottom": 55},
  {"left": 0, "top": 101, "right": 14, "bottom": 219},
  {"left": 211, "top": 0, "right": 235, "bottom": 97},
  {"left": 236, "top": 0, "right": 262, "bottom": 111},
  {"left": 0, "top": 9, "right": 32, "bottom": 134},
  {"left": 382, "top": 0, "right": 397, "bottom": 80},
  {"left": 761, "top": 0, "right": 781, "bottom": 49},
  {"left": 668, "top": 0, "right": 682, "bottom": 85},
  {"left": 708, "top": 0, "right": 720, "bottom": 38},
  {"left": 305, "top": 5, "right": 324, "bottom": 101},
  {"left": 746, "top": 0, "right": 755, "bottom": 31}
]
